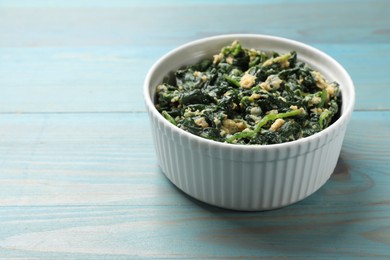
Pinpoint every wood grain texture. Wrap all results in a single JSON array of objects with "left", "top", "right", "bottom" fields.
[
  {"left": 0, "top": 0, "right": 388, "bottom": 47},
  {"left": 0, "top": 204, "right": 389, "bottom": 258},
  {"left": 0, "top": 0, "right": 389, "bottom": 258}
]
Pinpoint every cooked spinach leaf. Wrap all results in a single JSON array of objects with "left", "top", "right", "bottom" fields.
[{"left": 155, "top": 41, "right": 341, "bottom": 145}]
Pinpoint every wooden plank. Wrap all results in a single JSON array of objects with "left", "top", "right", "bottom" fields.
[
  {"left": 0, "top": 0, "right": 388, "bottom": 47},
  {"left": 0, "top": 0, "right": 376, "bottom": 8},
  {"left": 0, "top": 46, "right": 165, "bottom": 113},
  {"left": 1, "top": 44, "right": 389, "bottom": 112},
  {"left": 0, "top": 203, "right": 389, "bottom": 258}
]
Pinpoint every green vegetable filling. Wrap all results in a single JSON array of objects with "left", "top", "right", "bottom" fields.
[{"left": 155, "top": 41, "right": 341, "bottom": 145}]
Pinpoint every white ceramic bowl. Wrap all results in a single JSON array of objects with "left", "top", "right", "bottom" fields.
[{"left": 144, "top": 34, "right": 355, "bottom": 211}]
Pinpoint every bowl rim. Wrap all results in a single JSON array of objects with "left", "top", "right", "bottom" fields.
[{"left": 144, "top": 34, "right": 355, "bottom": 151}]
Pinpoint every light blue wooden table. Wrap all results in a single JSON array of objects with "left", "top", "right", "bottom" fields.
[{"left": 0, "top": 0, "right": 389, "bottom": 258}]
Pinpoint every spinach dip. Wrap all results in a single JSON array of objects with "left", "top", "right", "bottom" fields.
[{"left": 155, "top": 41, "right": 341, "bottom": 145}]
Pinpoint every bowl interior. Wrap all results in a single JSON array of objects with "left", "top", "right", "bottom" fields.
[{"left": 144, "top": 34, "right": 355, "bottom": 147}]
